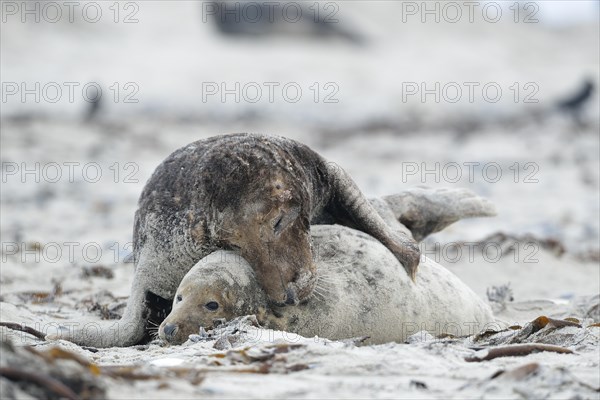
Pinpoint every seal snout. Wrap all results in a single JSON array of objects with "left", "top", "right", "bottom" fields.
[
  {"left": 284, "top": 287, "right": 298, "bottom": 305},
  {"left": 162, "top": 323, "right": 179, "bottom": 339}
]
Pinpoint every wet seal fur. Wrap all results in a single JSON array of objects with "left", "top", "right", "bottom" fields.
[
  {"left": 47, "top": 134, "right": 421, "bottom": 347},
  {"left": 159, "top": 225, "right": 495, "bottom": 345}
]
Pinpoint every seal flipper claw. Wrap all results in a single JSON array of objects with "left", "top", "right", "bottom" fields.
[{"left": 385, "top": 230, "right": 420, "bottom": 282}]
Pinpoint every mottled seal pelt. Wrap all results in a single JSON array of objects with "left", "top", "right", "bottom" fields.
[
  {"left": 135, "top": 133, "right": 421, "bottom": 303},
  {"left": 48, "top": 133, "right": 423, "bottom": 347},
  {"left": 159, "top": 225, "right": 495, "bottom": 345}
]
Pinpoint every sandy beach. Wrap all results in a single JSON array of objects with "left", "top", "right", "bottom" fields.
[{"left": 1, "top": 1, "right": 599, "bottom": 399}]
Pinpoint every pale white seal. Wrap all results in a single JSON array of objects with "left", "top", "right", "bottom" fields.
[{"left": 160, "top": 225, "right": 495, "bottom": 345}]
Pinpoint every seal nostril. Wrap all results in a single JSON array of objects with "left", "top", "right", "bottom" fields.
[
  {"left": 284, "top": 287, "right": 297, "bottom": 305},
  {"left": 163, "top": 323, "right": 178, "bottom": 338}
]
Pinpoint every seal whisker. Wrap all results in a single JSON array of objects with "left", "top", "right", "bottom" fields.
[
  {"left": 314, "top": 286, "right": 334, "bottom": 295},
  {"left": 316, "top": 270, "right": 345, "bottom": 278},
  {"left": 314, "top": 283, "right": 334, "bottom": 295},
  {"left": 316, "top": 275, "right": 343, "bottom": 284},
  {"left": 317, "top": 261, "right": 355, "bottom": 271},
  {"left": 315, "top": 280, "right": 338, "bottom": 289},
  {"left": 315, "top": 283, "right": 337, "bottom": 293},
  {"left": 316, "top": 267, "right": 350, "bottom": 275},
  {"left": 313, "top": 286, "right": 335, "bottom": 301},
  {"left": 311, "top": 288, "right": 326, "bottom": 301},
  {"left": 147, "top": 328, "right": 159, "bottom": 336}
]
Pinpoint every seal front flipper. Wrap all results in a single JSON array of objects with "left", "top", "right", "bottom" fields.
[
  {"left": 324, "top": 162, "right": 420, "bottom": 280},
  {"left": 45, "top": 283, "right": 148, "bottom": 347},
  {"left": 46, "top": 256, "right": 177, "bottom": 347},
  {"left": 45, "top": 290, "right": 172, "bottom": 347}
]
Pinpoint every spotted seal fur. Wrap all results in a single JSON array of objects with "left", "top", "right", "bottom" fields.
[{"left": 159, "top": 225, "right": 495, "bottom": 345}]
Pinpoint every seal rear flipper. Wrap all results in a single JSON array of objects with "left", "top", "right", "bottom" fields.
[
  {"left": 383, "top": 187, "right": 497, "bottom": 242},
  {"left": 324, "top": 163, "right": 420, "bottom": 280}
]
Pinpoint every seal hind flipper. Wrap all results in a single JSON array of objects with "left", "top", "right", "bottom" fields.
[
  {"left": 324, "top": 162, "right": 421, "bottom": 280},
  {"left": 383, "top": 187, "right": 497, "bottom": 242}
]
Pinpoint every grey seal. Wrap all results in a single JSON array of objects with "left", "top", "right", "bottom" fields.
[
  {"left": 48, "top": 134, "right": 427, "bottom": 347},
  {"left": 159, "top": 225, "right": 495, "bottom": 345}
]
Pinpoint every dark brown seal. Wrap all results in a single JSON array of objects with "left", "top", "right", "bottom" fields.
[
  {"left": 135, "top": 133, "right": 419, "bottom": 303},
  {"left": 47, "top": 133, "right": 420, "bottom": 347}
]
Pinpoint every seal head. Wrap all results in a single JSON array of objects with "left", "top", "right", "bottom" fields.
[
  {"left": 158, "top": 251, "right": 266, "bottom": 344},
  {"left": 198, "top": 137, "right": 319, "bottom": 304}
]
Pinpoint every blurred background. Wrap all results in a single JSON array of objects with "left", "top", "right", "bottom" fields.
[{"left": 1, "top": 1, "right": 599, "bottom": 302}]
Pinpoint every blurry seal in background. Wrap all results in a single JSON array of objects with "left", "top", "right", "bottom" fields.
[{"left": 204, "top": 1, "right": 365, "bottom": 44}]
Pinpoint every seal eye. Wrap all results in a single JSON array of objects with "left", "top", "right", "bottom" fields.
[
  {"left": 273, "top": 215, "right": 284, "bottom": 233},
  {"left": 205, "top": 301, "right": 219, "bottom": 311},
  {"left": 176, "top": 295, "right": 182, "bottom": 302},
  {"left": 272, "top": 207, "right": 300, "bottom": 235}
]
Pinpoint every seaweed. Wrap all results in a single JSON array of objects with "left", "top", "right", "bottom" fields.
[{"left": 465, "top": 344, "right": 573, "bottom": 362}]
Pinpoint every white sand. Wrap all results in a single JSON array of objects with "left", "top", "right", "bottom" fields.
[{"left": 1, "top": 116, "right": 598, "bottom": 399}]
